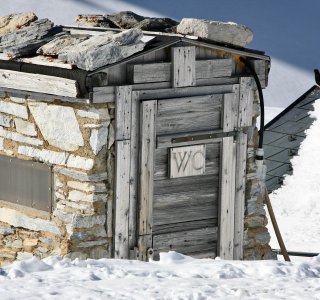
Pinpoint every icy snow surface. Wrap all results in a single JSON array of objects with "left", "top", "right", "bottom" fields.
[
  {"left": 0, "top": 252, "right": 320, "bottom": 299},
  {"left": 268, "top": 100, "right": 320, "bottom": 258}
]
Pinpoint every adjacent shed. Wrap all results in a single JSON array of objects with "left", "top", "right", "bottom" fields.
[{"left": 0, "top": 13, "right": 274, "bottom": 265}]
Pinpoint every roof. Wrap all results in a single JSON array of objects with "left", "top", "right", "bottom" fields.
[{"left": 263, "top": 85, "right": 320, "bottom": 193}]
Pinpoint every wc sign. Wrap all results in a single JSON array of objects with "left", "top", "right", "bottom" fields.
[{"left": 169, "top": 145, "right": 206, "bottom": 178}]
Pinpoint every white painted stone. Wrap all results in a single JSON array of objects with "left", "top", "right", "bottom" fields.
[
  {"left": 76, "top": 108, "right": 110, "bottom": 120},
  {"left": 10, "top": 96, "right": 26, "bottom": 104},
  {"left": 28, "top": 102, "right": 84, "bottom": 151},
  {"left": 68, "top": 190, "right": 86, "bottom": 202},
  {"left": 0, "top": 207, "right": 60, "bottom": 235},
  {"left": 0, "top": 127, "right": 43, "bottom": 146},
  {"left": 108, "top": 121, "right": 115, "bottom": 149},
  {"left": 64, "top": 201, "right": 89, "bottom": 211},
  {"left": 14, "top": 118, "right": 37, "bottom": 136},
  {"left": 52, "top": 209, "right": 74, "bottom": 224},
  {"left": 54, "top": 175, "right": 64, "bottom": 188},
  {"left": 95, "top": 226, "right": 107, "bottom": 238},
  {"left": 0, "top": 101, "right": 28, "bottom": 119},
  {"left": 83, "top": 123, "right": 102, "bottom": 129},
  {"left": 55, "top": 192, "right": 65, "bottom": 200},
  {"left": 66, "top": 155, "right": 94, "bottom": 171},
  {"left": 4, "top": 150, "right": 13, "bottom": 156},
  {"left": 0, "top": 137, "right": 3, "bottom": 150},
  {"left": 0, "top": 226, "right": 15, "bottom": 235},
  {"left": 90, "top": 122, "right": 109, "bottom": 155},
  {"left": 54, "top": 166, "right": 108, "bottom": 182},
  {"left": 18, "top": 146, "right": 67, "bottom": 166},
  {"left": 72, "top": 215, "right": 106, "bottom": 229},
  {"left": 0, "top": 113, "right": 13, "bottom": 127},
  {"left": 68, "top": 190, "right": 107, "bottom": 203},
  {"left": 177, "top": 18, "right": 254, "bottom": 47},
  {"left": 78, "top": 240, "right": 107, "bottom": 248},
  {"left": 67, "top": 181, "right": 107, "bottom": 193},
  {"left": 17, "top": 252, "right": 34, "bottom": 261}
]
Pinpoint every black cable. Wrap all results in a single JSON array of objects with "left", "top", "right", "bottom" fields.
[{"left": 239, "top": 57, "right": 265, "bottom": 150}]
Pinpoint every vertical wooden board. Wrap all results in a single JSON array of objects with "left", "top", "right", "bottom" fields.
[
  {"left": 232, "top": 84, "right": 240, "bottom": 130},
  {"left": 114, "top": 140, "right": 131, "bottom": 259},
  {"left": 128, "top": 91, "right": 140, "bottom": 250},
  {"left": 239, "top": 77, "right": 253, "bottom": 127},
  {"left": 138, "top": 100, "right": 156, "bottom": 256},
  {"left": 115, "top": 86, "right": 132, "bottom": 141},
  {"left": 223, "top": 90, "right": 239, "bottom": 132},
  {"left": 172, "top": 46, "right": 196, "bottom": 88},
  {"left": 219, "top": 136, "right": 236, "bottom": 259},
  {"left": 233, "top": 133, "right": 247, "bottom": 259}
]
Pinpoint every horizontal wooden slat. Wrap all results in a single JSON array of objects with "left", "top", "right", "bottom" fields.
[
  {"left": 153, "top": 189, "right": 218, "bottom": 226},
  {"left": 154, "top": 143, "right": 220, "bottom": 180},
  {"left": 0, "top": 69, "right": 79, "bottom": 98},
  {"left": 153, "top": 227, "right": 218, "bottom": 254},
  {"left": 153, "top": 218, "right": 217, "bottom": 235},
  {"left": 156, "top": 109, "right": 221, "bottom": 135},
  {"left": 128, "top": 59, "right": 232, "bottom": 84},
  {"left": 157, "top": 94, "right": 222, "bottom": 115},
  {"left": 139, "top": 84, "right": 235, "bottom": 100},
  {"left": 154, "top": 174, "right": 219, "bottom": 195}
]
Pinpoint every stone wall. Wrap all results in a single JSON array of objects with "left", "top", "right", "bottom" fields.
[
  {"left": 0, "top": 95, "right": 115, "bottom": 266},
  {"left": 243, "top": 89, "right": 276, "bottom": 260}
]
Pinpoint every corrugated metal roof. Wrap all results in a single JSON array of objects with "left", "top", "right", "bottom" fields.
[{"left": 264, "top": 85, "right": 320, "bottom": 192}]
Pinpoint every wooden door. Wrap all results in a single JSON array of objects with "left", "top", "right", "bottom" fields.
[{"left": 138, "top": 92, "right": 240, "bottom": 260}]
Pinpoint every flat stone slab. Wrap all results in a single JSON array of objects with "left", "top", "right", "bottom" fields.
[
  {"left": 59, "top": 28, "right": 145, "bottom": 71},
  {"left": 0, "top": 12, "right": 37, "bottom": 36},
  {"left": 177, "top": 18, "right": 253, "bottom": 47},
  {"left": 28, "top": 102, "right": 84, "bottom": 151}
]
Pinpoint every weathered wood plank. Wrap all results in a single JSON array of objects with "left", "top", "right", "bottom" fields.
[
  {"left": 115, "top": 86, "right": 132, "bottom": 141},
  {"left": 231, "top": 84, "right": 240, "bottom": 130},
  {"left": 0, "top": 87, "right": 89, "bottom": 104},
  {"left": 0, "top": 53, "right": 73, "bottom": 69},
  {"left": 154, "top": 174, "right": 219, "bottom": 195},
  {"left": 128, "top": 59, "right": 233, "bottom": 84},
  {"left": 156, "top": 110, "right": 221, "bottom": 135},
  {"left": 139, "top": 84, "right": 235, "bottom": 100},
  {"left": 0, "top": 69, "right": 79, "bottom": 98},
  {"left": 172, "top": 46, "right": 196, "bottom": 87},
  {"left": 156, "top": 130, "right": 224, "bottom": 148},
  {"left": 233, "top": 132, "right": 247, "bottom": 260},
  {"left": 128, "top": 91, "right": 140, "bottom": 250},
  {"left": 219, "top": 136, "right": 236, "bottom": 259},
  {"left": 92, "top": 86, "right": 115, "bottom": 103},
  {"left": 153, "top": 218, "right": 217, "bottom": 235},
  {"left": 114, "top": 140, "right": 131, "bottom": 259},
  {"left": 153, "top": 227, "right": 218, "bottom": 255},
  {"left": 239, "top": 77, "right": 253, "bottom": 127},
  {"left": 153, "top": 190, "right": 219, "bottom": 226},
  {"left": 157, "top": 94, "right": 222, "bottom": 115},
  {"left": 138, "top": 100, "right": 156, "bottom": 256}
]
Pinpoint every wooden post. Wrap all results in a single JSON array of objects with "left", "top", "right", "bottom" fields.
[
  {"left": 138, "top": 100, "right": 156, "bottom": 260},
  {"left": 265, "top": 190, "right": 291, "bottom": 262}
]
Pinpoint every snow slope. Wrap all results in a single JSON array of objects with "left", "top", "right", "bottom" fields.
[
  {"left": 0, "top": 252, "right": 320, "bottom": 299},
  {"left": 268, "top": 100, "right": 320, "bottom": 256},
  {"left": 1, "top": 0, "right": 318, "bottom": 108}
]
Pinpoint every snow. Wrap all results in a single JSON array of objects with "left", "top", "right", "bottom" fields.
[
  {"left": 0, "top": 252, "right": 319, "bottom": 299},
  {"left": 268, "top": 100, "right": 320, "bottom": 258}
]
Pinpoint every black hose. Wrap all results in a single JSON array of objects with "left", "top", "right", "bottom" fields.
[{"left": 239, "top": 57, "right": 265, "bottom": 150}]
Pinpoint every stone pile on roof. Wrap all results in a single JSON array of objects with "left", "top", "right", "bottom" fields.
[{"left": 0, "top": 11, "right": 254, "bottom": 72}]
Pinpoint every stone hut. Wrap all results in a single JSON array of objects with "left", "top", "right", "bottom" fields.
[{"left": 0, "top": 12, "right": 274, "bottom": 265}]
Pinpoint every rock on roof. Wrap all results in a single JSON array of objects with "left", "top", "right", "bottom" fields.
[{"left": 0, "top": 11, "right": 255, "bottom": 72}]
